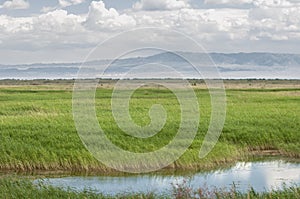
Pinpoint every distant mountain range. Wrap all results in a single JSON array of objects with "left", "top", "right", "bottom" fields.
[
  {"left": 145, "top": 52, "right": 300, "bottom": 67},
  {"left": 1, "top": 52, "right": 299, "bottom": 79}
]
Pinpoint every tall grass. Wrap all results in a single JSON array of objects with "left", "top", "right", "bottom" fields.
[
  {"left": 0, "top": 81, "right": 299, "bottom": 172},
  {"left": 171, "top": 179, "right": 300, "bottom": 199}
]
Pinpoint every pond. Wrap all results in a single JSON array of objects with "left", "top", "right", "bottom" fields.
[{"left": 37, "top": 160, "right": 300, "bottom": 196}]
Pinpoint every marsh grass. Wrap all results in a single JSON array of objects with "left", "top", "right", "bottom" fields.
[
  {"left": 0, "top": 81, "right": 299, "bottom": 172},
  {"left": 171, "top": 179, "right": 300, "bottom": 199}
]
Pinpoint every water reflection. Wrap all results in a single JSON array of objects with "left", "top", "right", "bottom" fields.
[
  {"left": 191, "top": 161, "right": 300, "bottom": 192},
  {"left": 39, "top": 160, "right": 300, "bottom": 196}
]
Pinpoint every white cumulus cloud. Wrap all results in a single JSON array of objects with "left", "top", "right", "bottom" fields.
[
  {"left": 133, "top": 0, "right": 189, "bottom": 11},
  {"left": 58, "top": 0, "right": 85, "bottom": 8},
  {"left": 0, "top": 0, "right": 29, "bottom": 10},
  {"left": 85, "top": 1, "right": 136, "bottom": 31},
  {"left": 41, "top": 0, "right": 85, "bottom": 13}
]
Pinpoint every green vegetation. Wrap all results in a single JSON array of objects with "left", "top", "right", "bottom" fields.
[
  {"left": 171, "top": 179, "right": 300, "bottom": 199},
  {"left": 0, "top": 80, "right": 299, "bottom": 173},
  {"left": 0, "top": 177, "right": 299, "bottom": 199}
]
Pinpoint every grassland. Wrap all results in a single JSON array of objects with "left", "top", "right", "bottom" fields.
[{"left": 0, "top": 79, "right": 299, "bottom": 173}]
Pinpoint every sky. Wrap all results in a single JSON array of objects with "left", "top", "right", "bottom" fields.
[{"left": 1, "top": 0, "right": 300, "bottom": 64}]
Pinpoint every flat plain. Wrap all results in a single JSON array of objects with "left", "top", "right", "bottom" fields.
[{"left": 0, "top": 79, "right": 299, "bottom": 173}]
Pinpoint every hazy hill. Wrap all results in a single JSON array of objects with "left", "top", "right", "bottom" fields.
[{"left": 1, "top": 52, "right": 299, "bottom": 79}]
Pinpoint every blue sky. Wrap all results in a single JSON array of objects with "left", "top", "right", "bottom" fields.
[{"left": 0, "top": 0, "right": 300, "bottom": 64}]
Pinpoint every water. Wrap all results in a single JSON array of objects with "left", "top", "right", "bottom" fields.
[{"left": 38, "top": 160, "right": 300, "bottom": 196}]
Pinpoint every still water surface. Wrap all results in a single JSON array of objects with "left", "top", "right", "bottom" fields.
[{"left": 39, "top": 160, "right": 300, "bottom": 196}]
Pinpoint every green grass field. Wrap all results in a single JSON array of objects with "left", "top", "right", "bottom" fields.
[{"left": 0, "top": 80, "right": 299, "bottom": 173}]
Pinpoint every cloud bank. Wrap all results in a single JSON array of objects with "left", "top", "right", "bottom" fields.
[{"left": 0, "top": 0, "right": 300, "bottom": 63}]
